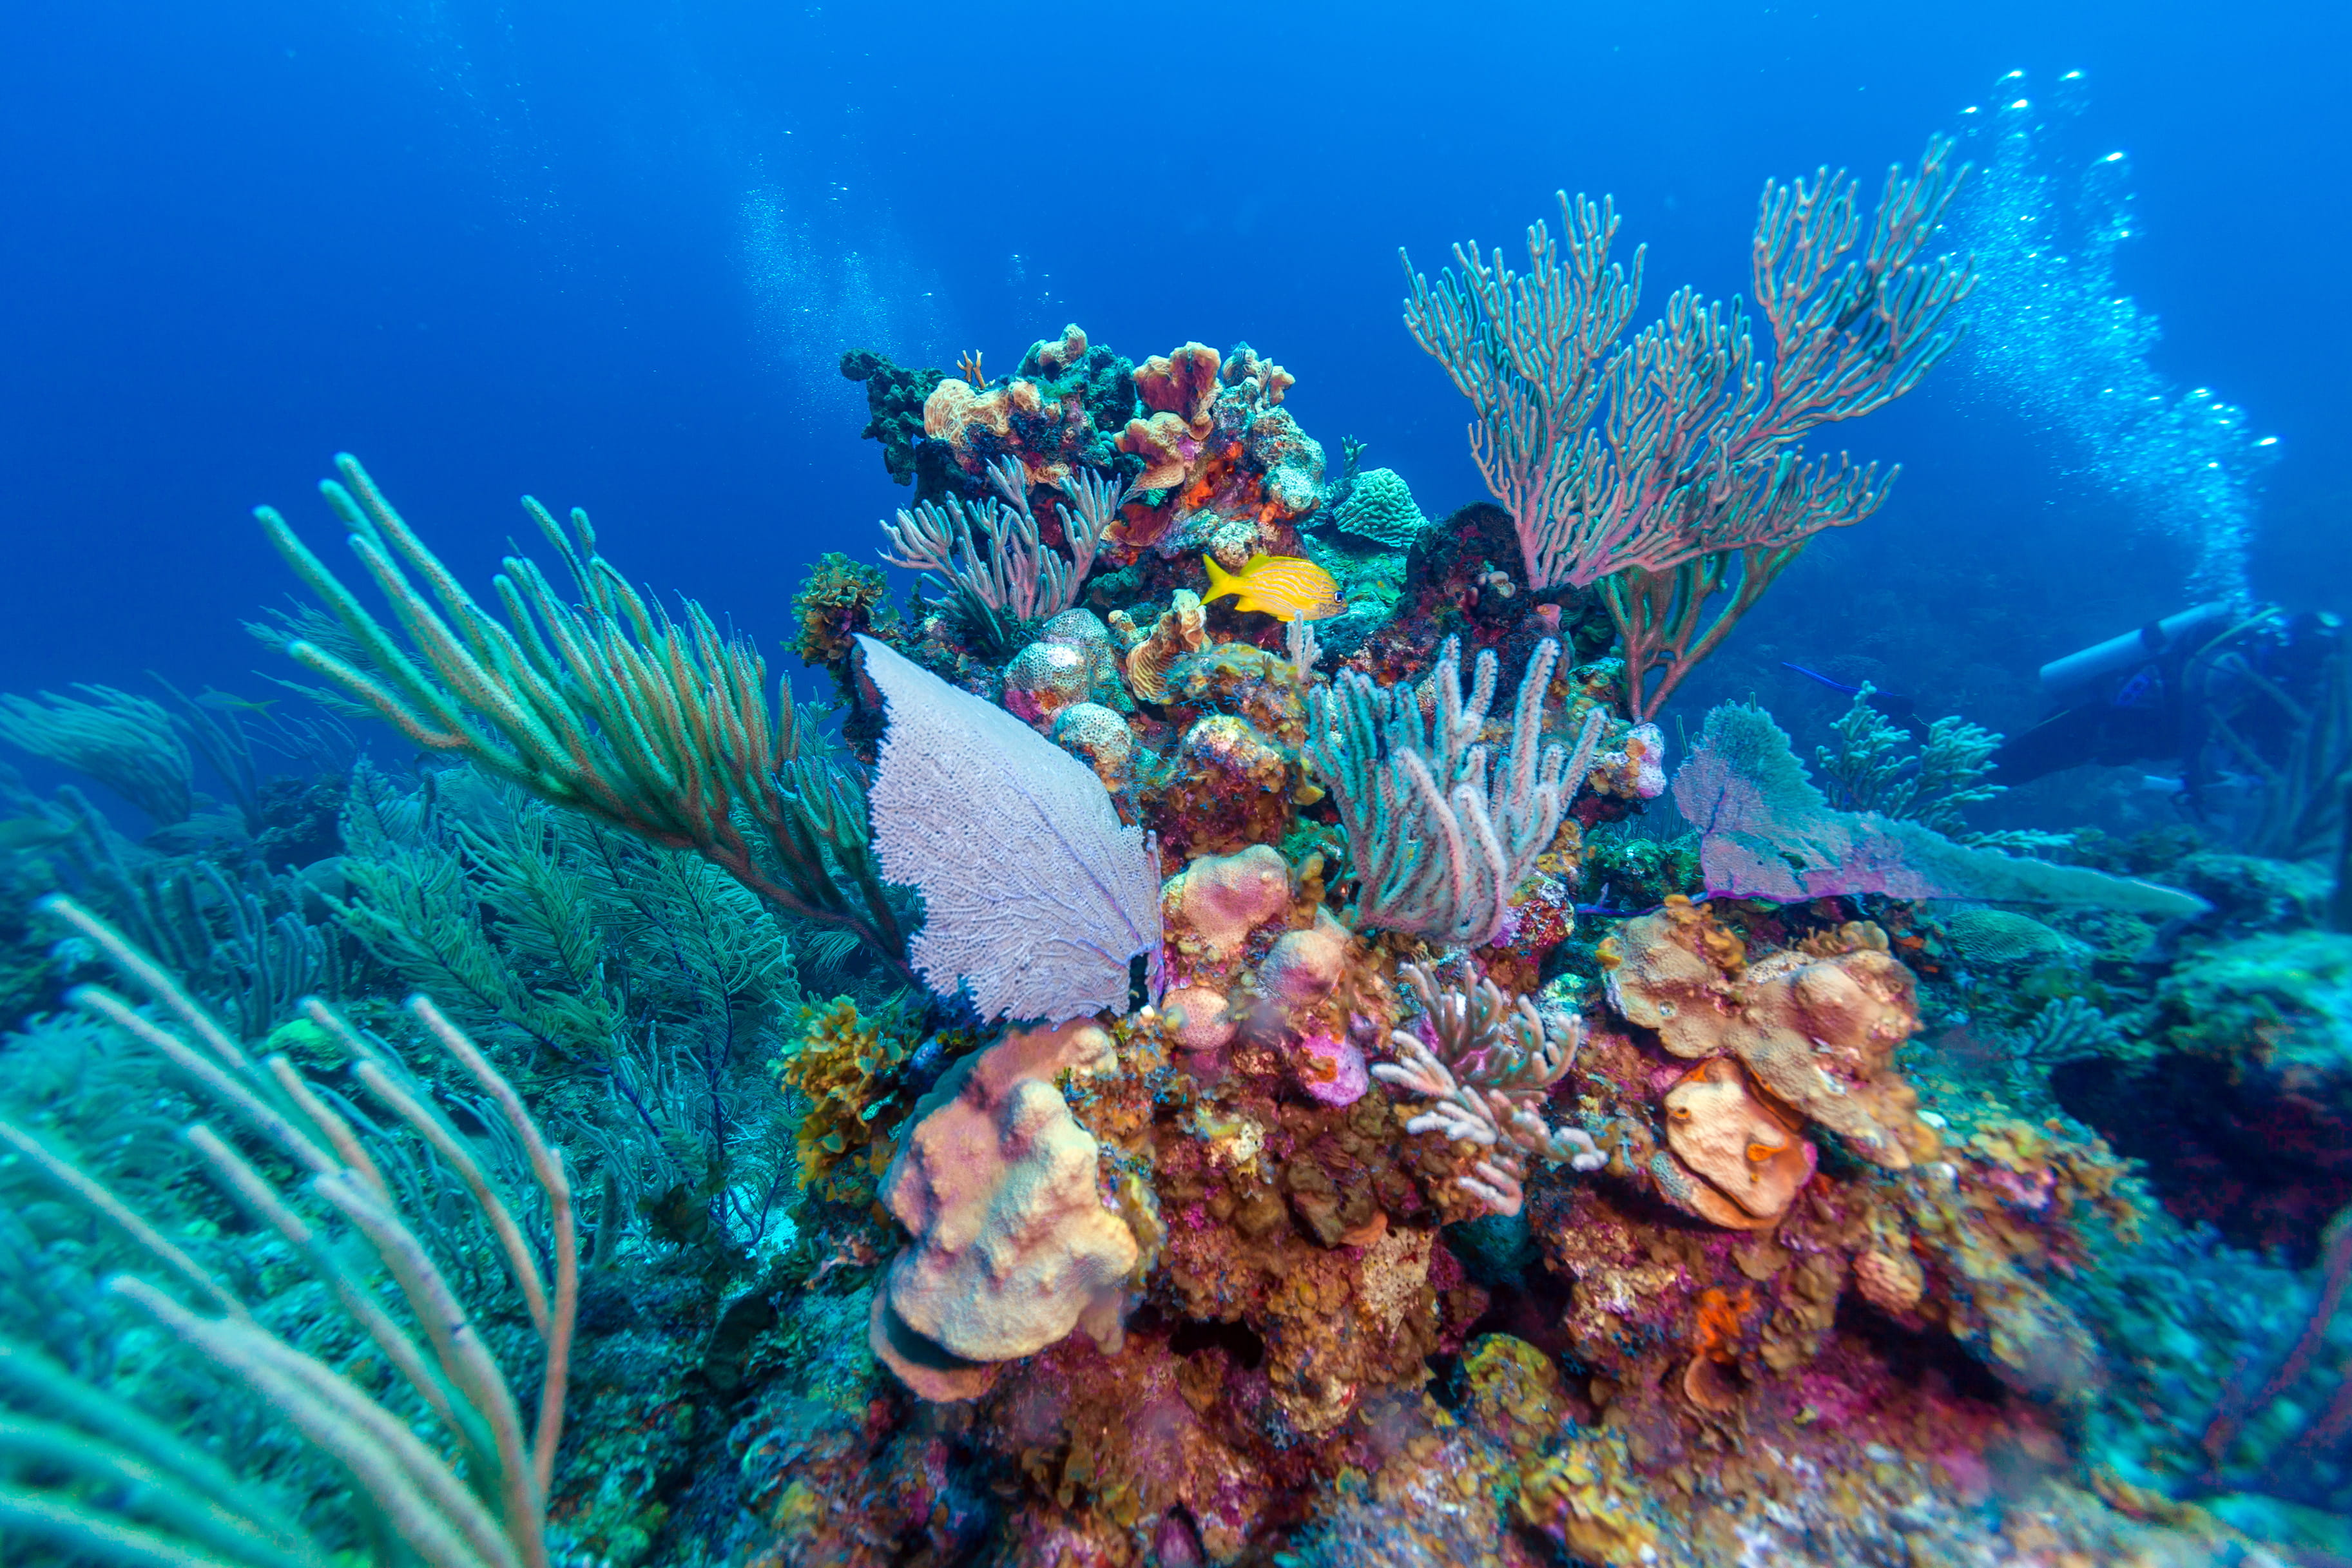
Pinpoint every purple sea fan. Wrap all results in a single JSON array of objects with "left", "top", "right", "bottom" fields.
[{"left": 858, "top": 635, "right": 1163, "bottom": 1022}]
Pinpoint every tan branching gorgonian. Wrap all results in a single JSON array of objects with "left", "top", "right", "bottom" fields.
[
  {"left": 1373, "top": 962, "right": 1605, "bottom": 1218},
  {"left": 878, "top": 455, "right": 1126, "bottom": 645},
  {"left": 258, "top": 454, "right": 907, "bottom": 973},
  {"left": 0, "top": 895, "right": 575, "bottom": 1568},
  {"left": 1403, "top": 139, "right": 1977, "bottom": 718}
]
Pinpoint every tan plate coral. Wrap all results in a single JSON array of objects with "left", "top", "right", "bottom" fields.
[{"left": 1601, "top": 897, "right": 1939, "bottom": 1172}]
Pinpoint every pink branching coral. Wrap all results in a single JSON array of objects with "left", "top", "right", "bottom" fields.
[{"left": 1400, "top": 139, "right": 1976, "bottom": 593}]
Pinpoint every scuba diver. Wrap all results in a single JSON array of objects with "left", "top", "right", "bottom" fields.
[{"left": 1985, "top": 602, "right": 2344, "bottom": 807}]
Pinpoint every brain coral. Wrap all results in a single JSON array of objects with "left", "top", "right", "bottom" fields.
[{"left": 1327, "top": 466, "right": 1427, "bottom": 546}]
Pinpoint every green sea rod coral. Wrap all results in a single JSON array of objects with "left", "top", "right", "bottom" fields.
[
  {"left": 258, "top": 454, "right": 909, "bottom": 971},
  {"left": 0, "top": 895, "right": 574, "bottom": 1568}
]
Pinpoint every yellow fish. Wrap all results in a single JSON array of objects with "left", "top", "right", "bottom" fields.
[{"left": 1200, "top": 553, "right": 1344, "bottom": 623}]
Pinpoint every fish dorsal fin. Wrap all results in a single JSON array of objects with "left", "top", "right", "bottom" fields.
[{"left": 1241, "top": 553, "right": 1276, "bottom": 573}]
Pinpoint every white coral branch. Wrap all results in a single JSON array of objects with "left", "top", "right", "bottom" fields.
[{"left": 1373, "top": 962, "right": 1608, "bottom": 1218}]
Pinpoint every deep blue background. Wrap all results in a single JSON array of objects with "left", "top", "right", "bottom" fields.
[{"left": 2, "top": 0, "right": 2345, "bottom": 724}]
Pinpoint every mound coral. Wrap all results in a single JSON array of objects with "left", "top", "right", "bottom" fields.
[
  {"left": 1003, "top": 609, "right": 1123, "bottom": 728},
  {"left": 871, "top": 1020, "right": 1137, "bottom": 1400},
  {"left": 1162, "top": 844, "right": 1290, "bottom": 973},
  {"left": 1048, "top": 702, "right": 1137, "bottom": 795}
]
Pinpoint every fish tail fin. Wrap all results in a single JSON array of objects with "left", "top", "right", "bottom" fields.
[{"left": 1201, "top": 554, "right": 1237, "bottom": 604}]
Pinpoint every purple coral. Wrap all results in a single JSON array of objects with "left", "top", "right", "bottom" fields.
[
  {"left": 859, "top": 635, "right": 1162, "bottom": 1022},
  {"left": 1673, "top": 702, "right": 2207, "bottom": 917}
]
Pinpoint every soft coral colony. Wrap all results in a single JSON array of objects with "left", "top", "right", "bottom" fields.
[{"left": 8, "top": 135, "right": 2295, "bottom": 1568}]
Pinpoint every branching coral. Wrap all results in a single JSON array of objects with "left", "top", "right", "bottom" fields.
[
  {"left": 878, "top": 456, "right": 1124, "bottom": 648},
  {"left": 0, "top": 895, "right": 574, "bottom": 1568},
  {"left": 258, "top": 454, "right": 908, "bottom": 970},
  {"left": 1373, "top": 962, "right": 1605, "bottom": 1217},
  {"left": 1307, "top": 638, "right": 1597, "bottom": 946},
  {"left": 1402, "top": 140, "right": 1976, "bottom": 718},
  {"left": 0, "top": 685, "right": 194, "bottom": 824}
]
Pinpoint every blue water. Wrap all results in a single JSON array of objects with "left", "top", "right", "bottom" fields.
[{"left": 2, "top": 0, "right": 2346, "bottom": 712}]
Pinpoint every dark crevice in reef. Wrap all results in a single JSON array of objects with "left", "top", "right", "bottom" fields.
[
  {"left": 2056, "top": 1056, "right": 2351, "bottom": 1264},
  {"left": 1835, "top": 1296, "right": 2008, "bottom": 1408},
  {"left": 1168, "top": 1314, "right": 1267, "bottom": 1371}
]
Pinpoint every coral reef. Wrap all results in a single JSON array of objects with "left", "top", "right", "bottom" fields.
[{"left": 23, "top": 134, "right": 2347, "bottom": 1568}]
